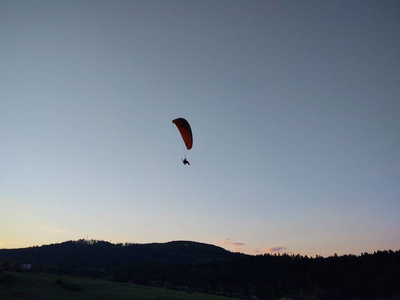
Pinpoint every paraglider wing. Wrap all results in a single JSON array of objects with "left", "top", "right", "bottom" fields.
[{"left": 172, "top": 118, "right": 193, "bottom": 150}]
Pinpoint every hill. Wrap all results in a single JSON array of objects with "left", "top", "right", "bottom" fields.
[
  {"left": 0, "top": 239, "right": 235, "bottom": 267},
  {"left": 1, "top": 240, "right": 400, "bottom": 299}
]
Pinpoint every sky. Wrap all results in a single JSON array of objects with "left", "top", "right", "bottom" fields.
[{"left": 1, "top": 0, "right": 399, "bottom": 257}]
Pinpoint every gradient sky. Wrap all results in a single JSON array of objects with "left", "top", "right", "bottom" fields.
[{"left": 1, "top": 0, "right": 399, "bottom": 257}]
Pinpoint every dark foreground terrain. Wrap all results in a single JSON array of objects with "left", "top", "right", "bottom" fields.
[
  {"left": 0, "top": 271, "right": 238, "bottom": 300},
  {"left": 1, "top": 239, "right": 400, "bottom": 299}
]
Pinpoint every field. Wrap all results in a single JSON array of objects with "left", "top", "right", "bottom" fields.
[{"left": 0, "top": 272, "right": 239, "bottom": 300}]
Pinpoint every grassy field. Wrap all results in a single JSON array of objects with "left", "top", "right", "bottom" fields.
[{"left": 0, "top": 272, "right": 239, "bottom": 300}]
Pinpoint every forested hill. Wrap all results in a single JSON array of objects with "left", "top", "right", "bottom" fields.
[
  {"left": 0, "top": 239, "right": 237, "bottom": 266},
  {"left": 1, "top": 240, "right": 400, "bottom": 300}
]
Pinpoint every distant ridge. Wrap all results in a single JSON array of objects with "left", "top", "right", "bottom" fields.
[{"left": 0, "top": 239, "right": 240, "bottom": 266}]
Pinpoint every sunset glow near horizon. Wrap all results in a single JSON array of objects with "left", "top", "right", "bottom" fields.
[{"left": 1, "top": 0, "right": 399, "bottom": 257}]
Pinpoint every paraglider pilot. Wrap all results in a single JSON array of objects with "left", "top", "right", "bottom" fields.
[{"left": 172, "top": 118, "right": 193, "bottom": 166}]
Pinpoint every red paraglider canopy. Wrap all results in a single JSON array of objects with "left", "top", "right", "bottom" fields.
[{"left": 172, "top": 118, "right": 193, "bottom": 150}]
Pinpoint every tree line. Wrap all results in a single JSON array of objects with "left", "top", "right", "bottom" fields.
[{"left": 1, "top": 239, "right": 399, "bottom": 299}]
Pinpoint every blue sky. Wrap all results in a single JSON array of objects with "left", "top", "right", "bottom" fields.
[{"left": 1, "top": 0, "right": 399, "bottom": 256}]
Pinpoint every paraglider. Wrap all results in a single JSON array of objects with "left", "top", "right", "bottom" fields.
[{"left": 172, "top": 118, "right": 192, "bottom": 165}]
